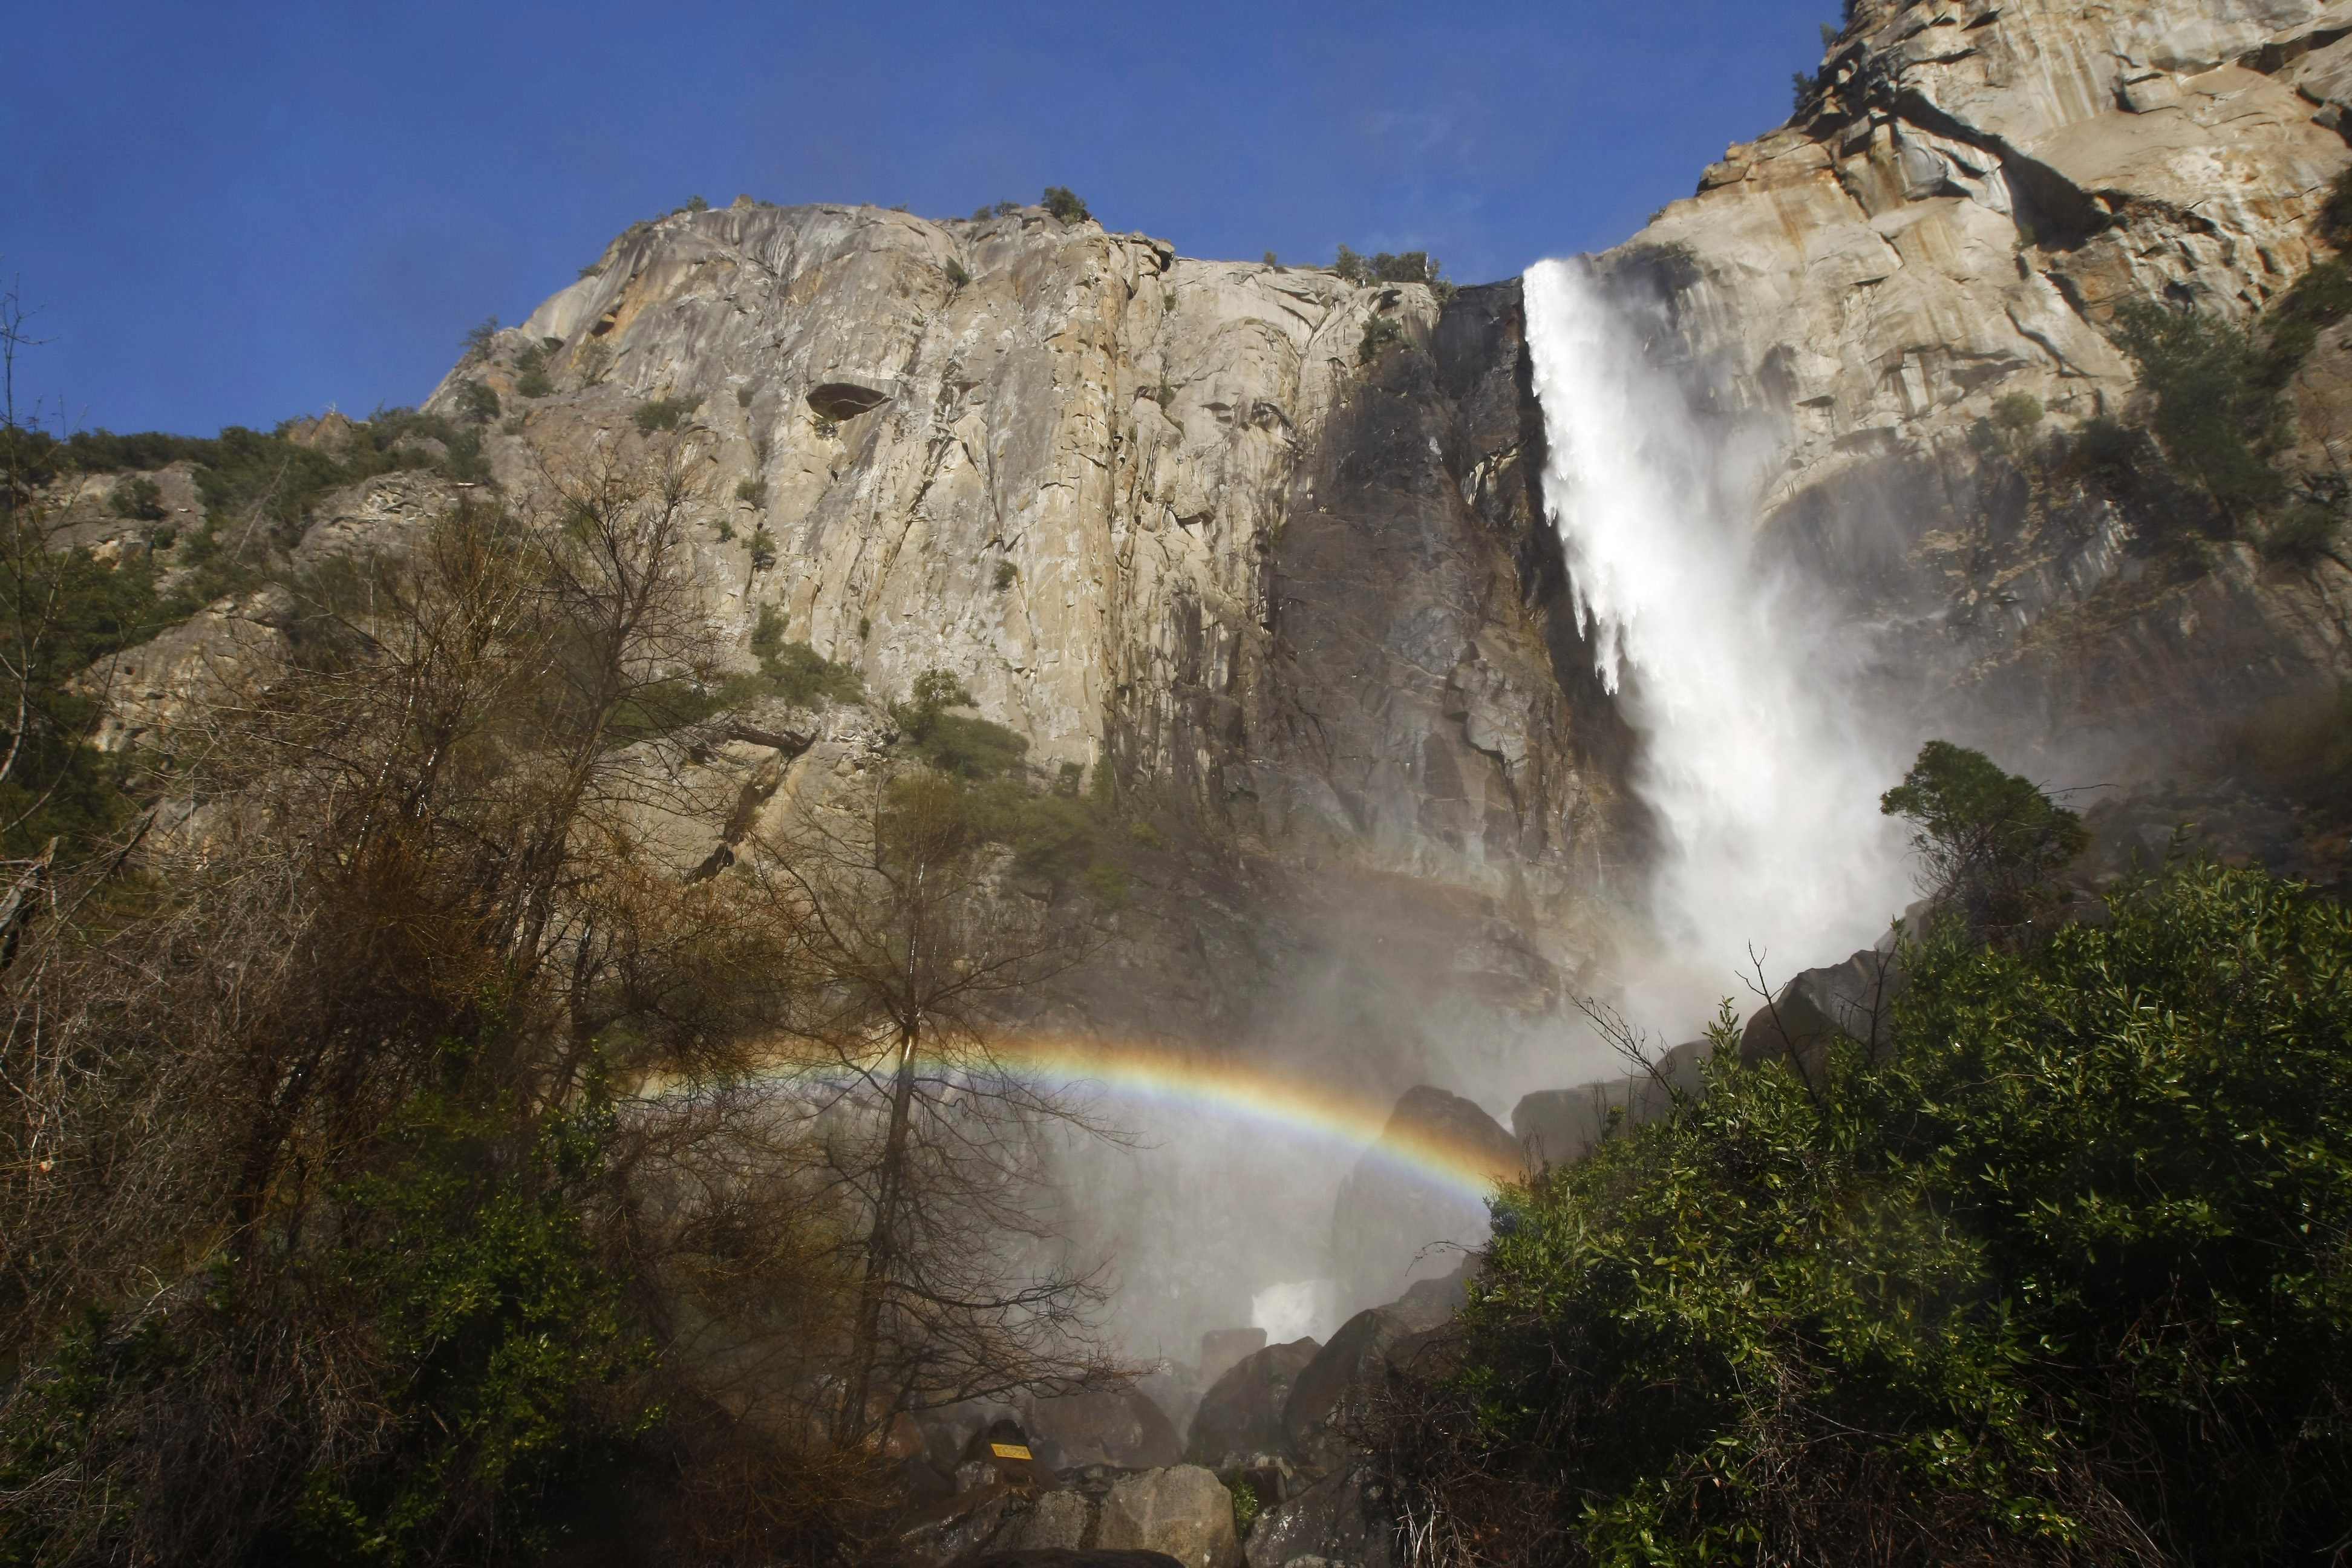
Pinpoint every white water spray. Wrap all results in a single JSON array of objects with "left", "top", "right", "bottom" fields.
[{"left": 1522, "top": 258, "right": 1910, "bottom": 1016}]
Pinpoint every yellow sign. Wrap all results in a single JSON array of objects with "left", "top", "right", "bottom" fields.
[{"left": 990, "top": 1443, "right": 1033, "bottom": 1461}]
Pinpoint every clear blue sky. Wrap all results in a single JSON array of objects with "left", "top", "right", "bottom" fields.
[{"left": 5, "top": 1, "right": 1831, "bottom": 436}]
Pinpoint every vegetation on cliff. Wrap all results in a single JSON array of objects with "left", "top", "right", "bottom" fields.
[{"left": 1380, "top": 747, "right": 2352, "bottom": 1567}]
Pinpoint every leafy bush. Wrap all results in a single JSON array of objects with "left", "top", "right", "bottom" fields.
[
  {"left": 1989, "top": 390, "right": 2042, "bottom": 436},
  {"left": 1042, "top": 186, "right": 1090, "bottom": 225},
  {"left": 1333, "top": 246, "right": 1449, "bottom": 290},
  {"left": 517, "top": 369, "right": 554, "bottom": 399},
  {"left": 2111, "top": 301, "right": 2286, "bottom": 523},
  {"left": 734, "top": 477, "right": 768, "bottom": 509},
  {"left": 284, "top": 1089, "right": 652, "bottom": 1563},
  {"left": 461, "top": 316, "right": 500, "bottom": 361},
  {"left": 109, "top": 475, "right": 165, "bottom": 521},
  {"left": 457, "top": 380, "right": 501, "bottom": 423},
  {"left": 2260, "top": 498, "right": 2344, "bottom": 565},
  {"left": 992, "top": 559, "right": 1015, "bottom": 590},
  {"left": 1357, "top": 314, "right": 1406, "bottom": 365},
  {"left": 945, "top": 258, "right": 972, "bottom": 289},
  {"left": 632, "top": 395, "right": 702, "bottom": 434},
  {"left": 747, "top": 606, "right": 863, "bottom": 708},
  {"left": 893, "top": 670, "right": 1030, "bottom": 782},
  {"left": 1880, "top": 739, "right": 2086, "bottom": 939},
  {"left": 1407, "top": 857, "right": 2352, "bottom": 1568},
  {"left": 747, "top": 524, "right": 776, "bottom": 571}
]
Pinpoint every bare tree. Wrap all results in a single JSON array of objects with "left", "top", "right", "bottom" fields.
[{"left": 734, "top": 768, "right": 1130, "bottom": 1446}]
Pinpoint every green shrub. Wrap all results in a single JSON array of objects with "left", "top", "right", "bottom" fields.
[
  {"left": 735, "top": 477, "right": 768, "bottom": 509},
  {"left": 517, "top": 369, "right": 554, "bottom": 399},
  {"left": 747, "top": 524, "right": 776, "bottom": 571},
  {"left": 1041, "top": 186, "right": 1090, "bottom": 225},
  {"left": 2321, "top": 164, "right": 2352, "bottom": 245},
  {"left": 685, "top": 194, "right": 709, "bottom": 213},
  {"left": 1357, "top": 314, "right": 1406, "bottom": 365},
  {"left": 992, "top": 559, "right": 1015, "bottom": 591},
  {"left": 1418, "top": 857, "right": 2352, "bottom": 1568},
  {"left": 2111, "top": 301, "right": 2285, "bottom": 523},
  {"left": 1263, "top": 251, "right": 1279, "bottom": 268},
  {"left": 2259, "top": 256, "right": 2352, "bottom": 385},
  {"left": 945, "top": 258, "right": 972, "bottom": 289},
  {"left": 808, "top": 412, "right": 839, "bottom": 440},
  {"left": 893, "top": 671, "right": 1028, "bottom": 780},
  {"left": 632, "top": 394, "right": 702, "bottom": 434},
  {"left": 109, "top": 475, "right": 165, "bottom": 521},
  {"left": 2259, "top": 499, "right": 2344, "bottom": 565},
  {"left": 456, "top": 380, "right": 501, "bottom": 424},
  {"left": 1989, "top": 390, "right": 2043, "bottom": 436},
  {"left": 460, "top": 316, "right": 500, "bottom": 361},
  {"left": 1880, "top": 739, "right": 2086, "bottom": 939}
]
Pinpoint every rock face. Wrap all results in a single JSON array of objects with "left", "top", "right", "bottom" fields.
[
  {"left": 1601, "top": 0, "right": 2352, "bottom": 771},
  {"left": 1096, "top": 1466, "right": 1243, "bottom": 1568},
  {"left": 1185, "top": 1338, "right": 1321, "bottom": 1468},
  {"left": 1327, "top": 1088, "right": 1520, "bottom": 1317}
]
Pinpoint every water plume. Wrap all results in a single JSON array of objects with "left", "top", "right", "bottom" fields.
[{"left": 1522, "top": 257, "right": 1910, "bottom": 1020}]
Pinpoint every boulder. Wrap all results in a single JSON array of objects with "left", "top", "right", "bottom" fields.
[
  {"left": 1512, "top": 1038, "right": 1708, "bottom": 1168},
  {"left": 1022, "top": 1385, "right": 1183, "bottom": 1470},
  {"left": 1095, "top": 1465, "right": 1242, "bottom": 1568},
  {"left": 1280, "top": 1308, "right": 1437, "bottom": 1479},
  {"left": 1737, "top": 947, "right": 1904, "bottom": 1077},
  {"left": 1199, "top": 1327, "right": 1268, "bottom": 1387},
  {"left": 1328, "top": 1088, "right": 1520, "bottom": 1317},
  {"left": 965, "top": 1553, "right": 1184, "bottom": 1568},
  {"left": 1185, "top": 1338, "right": 1319, "bottom": 1467},
  {"left": 989, "top": 1489, "right": 1096, "bottom": 1553},
  {"left": 1241, "top": 1466, "right": 1393, "bottom": 1568}
]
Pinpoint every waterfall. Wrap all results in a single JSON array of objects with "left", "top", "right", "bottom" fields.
[{"left": 1521, "top": 257, "right": 1910, "bottom": 1015}]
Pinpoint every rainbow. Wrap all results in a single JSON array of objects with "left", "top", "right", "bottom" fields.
[{"left": 640, "top": 1033, "right": 1524, "bottom": 1204}]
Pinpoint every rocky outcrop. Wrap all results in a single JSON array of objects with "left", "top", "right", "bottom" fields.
[
  {"left": 1598, "top": 0, "right": 2352, "bottom": 772},
  {"left": 1185, "top": 1338, "right": 1320, "bottom": 1469},
  {"left": 1327, "top": 1088, "right": 1520, "bottom": 1318},
  {"left": 1096, "top": 1466, "right": 1243, "bottom": 1568}
]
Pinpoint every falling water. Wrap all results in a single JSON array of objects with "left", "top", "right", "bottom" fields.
[{"left": 1522, "top": 257, "right": 1910, "bottom": 1017}]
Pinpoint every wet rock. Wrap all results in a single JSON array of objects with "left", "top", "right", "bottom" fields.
[
  {"left": 1512, "top": 1038, "right": 1708, "bottom": 1168},
  {"left": 1022, "top": 1385, "right": 1183, "bottom": 1471},
  {"left": 1186, "top": 1338, "right": 1319, "bottom": 1467},
  {"left": 990, "top": 1489, "right": 1096, "bottom": 1553},
  {"left": 1241, "top": 1467, "right": 1393, "bottom": 1568},
  {"left": 1096, "top": 1465, "right": 1242, "bottom": 1568},
  {"left": 1737, "top": 947, "right": 1905, "bottom": 1077},
  {"left": 1280, "top": 1308, "right": 1446, "bottom": 1480},
  {"left": 1328, "top": 1088, "right": 1520, "bottom": 1317}
]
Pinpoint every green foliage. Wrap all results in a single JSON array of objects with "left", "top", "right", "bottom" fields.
[
  {"left": 1230, "top": 1477, "right": 1261, "bottom": 1535},
  {"left": 287, "top": 1088, "right": 652, "bottom": 1564},
  {"left": 893, "top": 670, "right": 1030, "bottom": 782},
  {"left": 944, "top": 258, "right": 972, "bottom": 289},
  {"left": 108, "top": 475, "right": 164, "bottom": 521},
  {"left": 2258, "top": 256, "right": 2352, "bottom": 387},
  {"left": 1357, "top": 314, "right": 1406, "bottom": 366},
  {"left": 1434, "top": 860, "right": 2352, "bottom": 1567},
  {"left": 2260, "top": 498, "right": 2344, "bottom": 565},
  {"left": 2321, "top": 164, "right": 2352, "bottom": 246},
  {"left": 0, "top": 542, "right": 162, "bottom": 860},
  {"left": 992, "top": 558, "right": 1016, "bottom": 591},
  {"left": 808, "top": 411, "right": 840, "bottom": 440},
  {"left": 745, "top": 605, "right": 860, "bottom": 707},
  {"left": 1263, "top": 250, "right": 1279, "bottom": 268},
  {"left": 1880, "top": 740, "right": 2086, "bottom": 939},
  {"left": 734, "top": 476, "right": 769, "bottom": 509},
  {"left": 461, "top": 316, "right": 500, "bottom": 361},
  {"left": 1331, "top": 247, "right": 1450, "bottom": 292},
  {"left": 747, "top": 524, "right": 777, "bottom": 571},
  {"left": 684, "top": 194, "right": 709, "bottom": 214},
  {"left": 1989, "top": 391, "right": 2043, "bottom": 436},
  {"left": 2111, "top": 301, "right": 2287, "bottom": 523},
  {"left": 632, "top": 394, "right": 702, "bottom": 434},
  {"left": 457, "top": 379, "right": 501, "bottom": 424},
  {"left": 1041, "top": 186, "right": 1090, "bottom": 225},
  {"left": 516, "top": 369, "right": 554, "bottom": 399}
]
